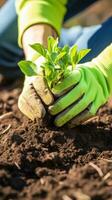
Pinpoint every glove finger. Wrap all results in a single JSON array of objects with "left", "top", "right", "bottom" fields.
[
  {"left": 68, "top": 106, "right": 94, "bottom": 128},
  {"left": 33, "top": 76, "right": 54, "bottom": 105},
  {"left": 52, "top": 69, "right": 81, "bottom": 96},
  {"left": 18, "top": 84, "right": 46, "bottom": 120},
  {"left": 49, "top": 83, "right": 85, "bottom": 115},
  {"left": 90, "top": 93, "right": 107, "bottom": 116},
  {"left": 54, "top": 94, "right": 93, "bottom": 127}
]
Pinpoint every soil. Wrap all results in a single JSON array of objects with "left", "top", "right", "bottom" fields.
[{"left": 0, "top": 83, "right": 112, "bottom": 200}]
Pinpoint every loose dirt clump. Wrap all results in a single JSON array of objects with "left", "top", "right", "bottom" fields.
[{"left": 0, "top": 84, "right": 112, "bottom": 200}]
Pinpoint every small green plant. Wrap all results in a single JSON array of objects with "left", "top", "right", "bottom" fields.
[{"left": 18, "top": 37, "right": 90, "bottom": 88}]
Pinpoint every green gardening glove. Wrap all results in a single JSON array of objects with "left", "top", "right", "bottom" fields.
[{"left": 49, "top": 44, "right": 112, "bottom": 127}]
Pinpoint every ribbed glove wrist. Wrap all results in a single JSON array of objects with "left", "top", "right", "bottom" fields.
[{"left": 92, "top": 44, "right": 112, "bottom": 96}]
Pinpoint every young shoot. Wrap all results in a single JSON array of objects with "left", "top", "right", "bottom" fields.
[{"left": 18, "top": 36, "right": 91, "bottom": 88}]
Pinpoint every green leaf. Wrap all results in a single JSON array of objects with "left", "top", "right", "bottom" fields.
[
  {"left": 57, "top": 47, "right": 62, "bottom": 53},
  {"left": 61, "top": 54, "right": 69, "bottom": 67},
  {"left": 55, "top": 51, "right": 67, "bottom": 63},
  {"left": 44, "top": 63, "right": 53, "bottom": 76},
  {"left": 30, "top": 43, "right": 47, "bottom": 57},
  {"left": 45, "top": 52, "right": 54, "bottom": 63},
  {"left": 18, "top": 60, "right": 37, "bottom": 76},
  {"left": 18, "top": 36, "right": 92, "bottom": 89},
  {"left": 78, "top": 49, "right": 91, "bottom": 63},
  {"left": 50, "top": 52, "right": 58, "bottom": 62},
  {"left": 70, "top": 45, "right": 78, "bottom": 68},
  {"left": 62, "top": 45, "right": 69, "bottom": 54},
  {"left": 47, "top": 36, "right": 59, "bottom": 52},
  {"left": 47, "top": 36, "right": 55, "bottom": 52}
]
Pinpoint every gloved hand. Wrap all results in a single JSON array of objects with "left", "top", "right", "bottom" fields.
[
  {"left": 49, "top": 44, "right": 112, "bottom": 127},
  {"left": 18, "top": 24, "right": 57, "bottom": 120},
  {"left": 18, "top": 57, "right": 54, "bottom": 120}
]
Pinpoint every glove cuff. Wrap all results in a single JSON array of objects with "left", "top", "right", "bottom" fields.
[{"left": 92, "top": 44, "right": 112, "bottom": 95}]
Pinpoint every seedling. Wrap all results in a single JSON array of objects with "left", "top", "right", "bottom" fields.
[{"left": 18, "top": 37, "right": 90, "bottom": 88}]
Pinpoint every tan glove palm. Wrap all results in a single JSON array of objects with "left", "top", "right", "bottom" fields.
[{"left": 18, "top": 57, "right": 54, "bottom": 120}]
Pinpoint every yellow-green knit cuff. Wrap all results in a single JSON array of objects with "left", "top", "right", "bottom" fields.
[
  {"left": 18, "top": 1, "right": 66, "bottom": 47},
  {"left": 93, "top": 44, "right": 112, "bottom": 94}
]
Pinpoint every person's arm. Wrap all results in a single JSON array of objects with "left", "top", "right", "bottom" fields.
[
  {"left": 16, "top": 0, "right": 67, "bottom": 47},
  {"left": 16, "top": 0, "right": 67, "bottom": 121},
  {"left": 22, "top": 24, "right": 57, "bottom": 60}
]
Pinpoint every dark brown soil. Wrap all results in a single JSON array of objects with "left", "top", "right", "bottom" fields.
[{"left": 0, "top": 84, "right": 112, "bottom": 200}]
